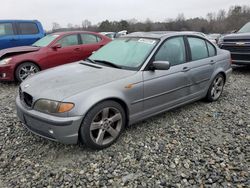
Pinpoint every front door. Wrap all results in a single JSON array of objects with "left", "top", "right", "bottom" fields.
[
  {"left": 143, "top": 36, "right": 192, "bottom": 116},
  {"left": 45, "top": 34, "right": 82, "bottom": 68}
]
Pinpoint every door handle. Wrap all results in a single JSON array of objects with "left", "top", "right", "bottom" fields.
[
  {"left": 182, "top": 67, "right": 190, "bottom": 72},
  {"left": 74, "top": 48, "right": 80, "bottom": 51},
  {"left": 210, "top": 60, "right": 215, "bottom": 65}
]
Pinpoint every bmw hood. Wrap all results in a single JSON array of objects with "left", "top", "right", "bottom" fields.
[
  {"left": 0, "top": 46, "right": 40, "bottom": 60},
  {"left": 20, "top": 61, "right": 136, "bottom": 101}
]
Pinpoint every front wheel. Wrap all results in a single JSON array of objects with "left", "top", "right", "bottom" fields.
[
  {"left": 80, "top": 101, "right": 126, "bottom": 150},
  {"left": 206, "top": 74, "right": 225, "bottom": 102},
  {"left": 15, "top": 62, "right": 40, "bottom": 82}
]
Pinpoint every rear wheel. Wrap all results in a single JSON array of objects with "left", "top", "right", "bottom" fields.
[
  {"left": 80, "top": 101, "right": 126, "bottom": 150},
  {"left": 206, "top": 74, "right": 225, "bottom": 102},
  {"left": 15, "top": 62, "right": 40, "bottom": 82}
]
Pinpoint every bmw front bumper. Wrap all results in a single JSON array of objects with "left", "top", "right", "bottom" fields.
[{"left": 16, "top": 97, "right": 83, "bottom": 144}]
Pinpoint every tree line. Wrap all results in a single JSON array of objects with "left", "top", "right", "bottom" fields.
[{"left": 51, "top": 5, "right": 250, "bottom": 34}]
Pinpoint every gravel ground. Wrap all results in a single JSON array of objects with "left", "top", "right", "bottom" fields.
[{"left": 0, "top": 66, "right": 249, "bottom": 188}]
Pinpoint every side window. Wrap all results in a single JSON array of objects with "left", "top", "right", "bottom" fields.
[
  {"left": 0, "top": 23, "right": 14, "bottom": 36},
  {"left": 81, "top": 34, "right": 100, "bottom": 44},
  {"left": 18, "top": 23, "right": 39, "bottom": 35},
  {"left": 154, "top": 37, "right": 186, "bottom": 66},
  {"left": 207, "top": 42, "right": 216, "bottom": 57},
  {"left": 57, "top": 35, "right": 79, "bottom": 47},
  {"left": 188, "top": 37, "right": 209, "bottom": 61}
]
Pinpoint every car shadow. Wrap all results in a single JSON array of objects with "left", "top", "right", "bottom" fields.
[
  {"left": 232, "top": 65, "right": 250, "bottom": 73},
  {"left": 0, "top": 81, "right": 19, "bottom": 86}
]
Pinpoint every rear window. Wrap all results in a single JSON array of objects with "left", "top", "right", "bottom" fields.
[
  {"left": 18, "top": 22, "right": 39, "bottom": 35},
  {"left": 188, "top": 37, "right": 209, "bottom": 61},
  {"left": 80, "top": 34, "right": 101, "bottom": 44},
  {"left": 0, "top": 23, "right": 14, "bottom": 36},
  {"left": 207, "top": 42, "right": 216, "bottom": 57}
]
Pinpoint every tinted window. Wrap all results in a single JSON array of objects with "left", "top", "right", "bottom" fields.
[
  {"left": 155, "top": 37, "right": 186, "bottom": 66},
  {"left": 57, "top": 35, "right": 79, "bottom": 47},
  {"left": 18, "top": 23, "right": 39, "bottom": 35},
  {"left": 188, "top": 37, "right": 209, "bottom": 61},
  {"left": 0, "top": 23, "right": 14, "bottom": 36},
  {"left": 81, "top": 34, "right": 100, "bottom": 44},
  {"left": 207, "top": 42, "right": 216, "bottom": 57}
]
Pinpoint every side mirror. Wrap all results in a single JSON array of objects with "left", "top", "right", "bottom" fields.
[
  {"left": 231, "top": 30, "right": 237, "bottom": 33},
  {"left": 151, "top": 61, "right": 170, "bottom": 70},
  {"left": 52, "top": 43, "right": 62, "bottom": 50}
]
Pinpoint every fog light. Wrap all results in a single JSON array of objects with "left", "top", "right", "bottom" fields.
[{"left": 49, "top": 130, "right": 54, "bottom": 134}]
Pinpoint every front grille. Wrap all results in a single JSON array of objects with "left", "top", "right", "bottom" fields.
[
  {"left": 231, "top": 53, "right": 250, "bottom": 61},
  {"left": 221, "top": 45, "right": 250, "bottom": 53},
  {"left": 23, "top": 92, "right": 33, "bottom": 107},
  {"left": 19, "top": 87, "right": 33, "bottom": 107},
  {"left": 224, "top": 39, "right": 250, "bottom": 43}
]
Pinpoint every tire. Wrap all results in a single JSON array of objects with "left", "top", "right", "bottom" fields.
[
  {"left": 206, "top": 74, "right": 225, "bottom": 102},
  {"left": 15, "top": 62, "right": 40, "bottom": 82},
  {"left": 80, "top": 100, "right": 126, "bottom": 150}
]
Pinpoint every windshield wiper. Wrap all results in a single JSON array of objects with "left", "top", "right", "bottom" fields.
[
  {"left": 85, "top": 58, "right": 96, "bottom": 64},
  {"left": 93, "top": 60, "right": 122, "bottom": 69}
]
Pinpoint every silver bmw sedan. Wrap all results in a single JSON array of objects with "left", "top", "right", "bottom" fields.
[{"left": 16, "top": 32, "right": 232, "bottom": 149}]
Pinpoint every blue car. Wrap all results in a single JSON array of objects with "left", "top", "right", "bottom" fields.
[{"left": 0, "top": 20, "right": 45, "bottom": 50}]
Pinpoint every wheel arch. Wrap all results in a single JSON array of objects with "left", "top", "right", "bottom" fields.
[{"left": 85, "top": 97, "right": 130, "bottom": 127}]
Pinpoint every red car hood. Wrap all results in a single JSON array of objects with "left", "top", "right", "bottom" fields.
[{"left": 0, "top": 46, "right": 40, "bottom": 59}]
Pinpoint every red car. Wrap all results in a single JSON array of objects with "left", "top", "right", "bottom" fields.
[{"left": 0, "top": 31, "right": 111, "bottom": 81}]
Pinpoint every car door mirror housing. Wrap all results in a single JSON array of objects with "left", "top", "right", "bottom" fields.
[
  {"left": 152, "top": 61, "right": 170, "bottom": 70},
  {"left": 52, "top": 43, "right": 62, "bottom": 50}
]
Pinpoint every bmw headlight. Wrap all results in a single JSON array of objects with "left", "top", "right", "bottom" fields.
[
  {"left": 0, "top": 58, "right": 12, "bottom": 65},
  {"left": 34, "top": 99, "right": 74, "bottom": 114}
]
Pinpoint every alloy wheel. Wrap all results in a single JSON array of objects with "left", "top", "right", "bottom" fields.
[
  {"left": 211, "top": 76, "right": 224, "bottom": 100},
  {"left": 18, "top": 64, "right": 39, "bottom": 81},
  {"left": 90, "top": 107, "right": 122, "bottom": 146}
]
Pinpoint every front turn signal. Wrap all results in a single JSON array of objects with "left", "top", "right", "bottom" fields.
[{"left": 58, "top": 103, "right": 75, "bottom": 113}]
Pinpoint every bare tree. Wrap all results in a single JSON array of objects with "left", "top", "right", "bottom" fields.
[
  {"left": 52, "top": 22, "right": 61, "bottom": 31},
  {"left": 82, "top": 19, "right": 92, "bottom": 29}
]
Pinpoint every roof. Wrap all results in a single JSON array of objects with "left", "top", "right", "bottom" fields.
[
  {"left": 0, "top": 20, "right": 40, "bottom": 23},
  {"left": 50, "top": 30, "right": 99, "bottom": 36},
  {"left": 125, "top": 31, "right": 207, "bottom": 39}
]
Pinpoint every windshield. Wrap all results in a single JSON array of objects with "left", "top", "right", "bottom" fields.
[
  {"left": 238, "top": 22, "right": 250, "bottom": 33},
  {"left": 32, "top": 34, "right": 59, "bottom": 47},
  {"left": 89, "top": 38, "right": 158, "bottom": 70}
]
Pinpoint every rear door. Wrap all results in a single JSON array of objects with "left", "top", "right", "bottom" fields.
[
  {"left": 45, "top": 34, "right": 82, "bottom": 68},
  {"left": 184, "top": 36, "right": 216, "bottom": 96},
  {"left": 0, "top": 22, "right": 18, "bottom": 49},
  {"left": 143, "top": 36, "right": 192, "bottom": 115},
  {"left": 16, "top": 22, "right": 41, "bottom": 46},
  {"left": 79, "top": 33, "right": 103, "bottom": 59}
]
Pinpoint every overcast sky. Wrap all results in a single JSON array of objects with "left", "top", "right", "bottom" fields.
[{"left": 1, "top": 0, "right": 249, "bottom": 30}]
